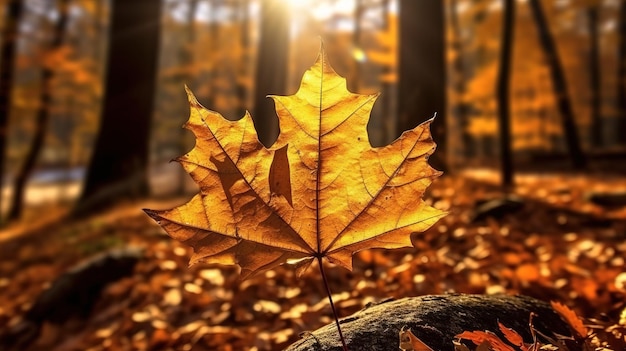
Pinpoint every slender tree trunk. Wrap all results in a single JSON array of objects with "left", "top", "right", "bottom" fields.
[
  {"left": 0, "top": 0, "right": 24, "bottom": 224},
  {"left": 617, "top": 0, "right": 626, "bottom": 145},
  {"left": 178, "top": 0, "right": 199, "bottom": 195},
  {"left": 73, "top": 0, "right": 162, "bottom": 216},
  {"left": 204, "top": 0, "right": 219, "bottom": 109},
  {"left": 352, "top": 0, "right": 363, "bottom": 92},
  {"left": 449, "top": 0, "right": 472, "bottom": 161},
  {"left": 235, "top": 0, "right": 250, "bottom": 117},
  {"left": 587, "top": 5, "right": 602, "bottom": 148},
  {"left": 527, "top": 0, "right": 586, "bottom": 169},
  {"left": 497, "top": 0, "right": 515, "bottom": 188},
  {"left": 7, "top": 0, "right": 70, "bottom": 221},
  {"left": 252, "top": 0, "right": 289, "bottom": 147},
  {"left": 186, "top": 0, "right": 198, "bottom": 50},
  {"left": 379, "top": 0, "right": 394, "bottom": 144},
  {"left": 397, "top": 0, "right": 447, "bottom": 171}
]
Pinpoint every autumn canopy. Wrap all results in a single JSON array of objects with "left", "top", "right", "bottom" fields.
[{"left": 145, "top": 47, "right": 445, "bottom": 279}]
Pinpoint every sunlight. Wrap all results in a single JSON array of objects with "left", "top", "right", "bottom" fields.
[
  {"left": 281, "top": 0, "right": 355, "bottom": 21},
  {"left": 352, "top": 46, "right": 367, "bottom": 62}
]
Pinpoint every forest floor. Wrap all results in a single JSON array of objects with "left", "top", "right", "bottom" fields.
[{"left": 0, "top": 172, "right": 625, "bottom": 351}]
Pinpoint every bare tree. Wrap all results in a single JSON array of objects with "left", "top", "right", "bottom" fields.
[
  {"left": 235, "top": 0, "right": 250, "bottom": 117},
  {"left": 497, "top": 0, "right": 515, "bottom": 187},
  {"left": 177, "top": 0, "right": 199, "bottom": 195},
  {"left": 617, "top": 0, "right": 626, "bottom": 145},
  {"left": 587, "top": 4, "right": 601, "bottom": 147},
  {"left": 352, "top": 0, "right": 364, "bottom": 92},
  {"left": 252, "top": 0, "right": 289, "bottom": 147},
  {"left": 8, "top": 0, "right": 70, "bottom": 221},
  {"left": 449, "top": 0, "right": 473, "bottom": 161},
  {"left": 397, "top": 0, "right": 446, "bottom": 171},
  {"left": 74, "top": 0, "right": 162, "bottom": 216},
  {"left": 527, "top": 0, "right": 586, "bottom": 169},
  {"left": 0, "top": 0, "right": 25, "bottom": 224}
]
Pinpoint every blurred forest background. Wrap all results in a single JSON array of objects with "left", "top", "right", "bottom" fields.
[
  {"left": 0, "top": 0, "right": 624, "bottom": 223},
  {"left": 1, "top": 0, "right": 626, "bottom": 350}
]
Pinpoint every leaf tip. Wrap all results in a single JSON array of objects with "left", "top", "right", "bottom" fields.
[
  {"left": 143, "top": 208, "right": 160, "bottom": 221},
  {"left": 432, "top": 168, "right": 444, "bottom": 178},
  {"left": 317, "top": 36, "right": 326, "bottom": 53},
  {"left": 314, "top": 40, "right": 336, "bottom": 76},
  {"left": 422, "top": 113, "right": 438, "bottom": 126},
  {"left": 184, "top": 85, "right": 201, "bottom": 108},
  {"left": 172, "top": 156, "right": 184, "bottom": 165}
]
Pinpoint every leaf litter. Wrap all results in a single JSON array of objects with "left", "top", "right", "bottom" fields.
[{"left": 0, "top": 174, "right": 624, "bottom": 350}]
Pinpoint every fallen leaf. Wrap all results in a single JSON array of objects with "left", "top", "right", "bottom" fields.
[
  {"left": 453, "top": 340, "right": 471, "bottom": 351},
  {"left": 184, "top": 283, "right": 202, "bottom": 294},
  {"left": 163, "top": 289, "right": 182, "bottom": 306},
  {"left": 550, "top": 301, "right": 588, "bottom": 338},
  {"left": 131, "top": 311, "right": 151, "bottom": 323},
  {"left": 456, "top": 330, "right": 516, "bottom": 351},
  {"left": 144, "top": 46, "right": 445, "bottom": 278},
  {"left": 498, "top": 322, "right": 528, "bottom": 351},
  {"left": 399, "top": 326, "right": 434, "bottom": 351},
  {"left": 199, "top": 269, "right": 225, "bottom": 285}
]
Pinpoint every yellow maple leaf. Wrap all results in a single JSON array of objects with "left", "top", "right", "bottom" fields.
[{"left": 144, "top": 47, "right": 445, "bottom": 279}]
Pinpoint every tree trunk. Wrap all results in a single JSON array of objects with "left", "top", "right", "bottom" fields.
[
  {"left": 285, "top": 294, "right": 581, "bottom": 351},
  {"left": 351, "top": 0, "right": 363, "bottom": 92},
  {"left": 617, "top": 0, "right": 626, "bottom": 145},
  {"left": 177, "top": 0, "right": 199, "bottom": 195},
  {"left": 527, "top": 0, "right": 586, "bottom": 169},
  {"left": 397, "top": 0, "right": 447, "bottom": 172},
  {"left": 587, "top": 6, "right": 602, "bottom": 148},
  {"left": 235, "top": 0, "right": 250, "bottom": 118},
  {"left": 7, "top": 0, "right": 70, "bottom": 221},
  {"left": 203, "top": 0, "right": 219, "bottom": 109},
  {"left": 73, "top": 0, "right": 162, "bottom": 216},
  {"left": 378, "top": 0, "right": 394, "bottom": 145},
  {"left": 449, "top": 0, "right": 473, "bottom": 162},
  {"left": 252, "top": 0, "right": 289, "bottom": 147},
  {"left": 0, "top": 0, "right": 24, "bottom": 225},
  {"left": 497, "top": 0, "right": 515, "bottom": 188}
]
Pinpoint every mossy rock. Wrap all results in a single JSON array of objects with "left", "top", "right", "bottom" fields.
[{"left": 285, "top": 294, "right": 580, "bottom": 351}]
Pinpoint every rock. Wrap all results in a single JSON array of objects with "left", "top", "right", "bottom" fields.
[
  {"left": 285, "top": 294, "right": 580, "bottom": 351},
  {"left": 586, "top": 191, "right": 626, "bottom": 208},
  {"left": 470, "top": 195, "right": 524, "bottom": 222},
  {"left": 0, "top": 247, "right": 143, "bottom": 350}
]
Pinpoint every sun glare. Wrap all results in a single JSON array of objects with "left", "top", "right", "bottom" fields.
[{"left": 281, "top": 0, "right": 356, "bottom": 21}]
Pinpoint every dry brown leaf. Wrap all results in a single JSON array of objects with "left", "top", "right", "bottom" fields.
[
  {"left": 456, "top": 330, "right": 517, "bottom": 351},
  {"left": 144, "top": 46, "right": 445, "bottom": 278},
  {"left": 498, "top": 322, "right": 528, "bottom": 351},
  {"left": 550, "top": 301, "right": 588, "bottom": 338},
  {"left": 399, "top": 327, "right": 435, "bottom": 351}
]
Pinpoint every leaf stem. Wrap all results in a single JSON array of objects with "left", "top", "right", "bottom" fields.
[{"left": 316, "top": 256, "right": 349, "bottom": 351}]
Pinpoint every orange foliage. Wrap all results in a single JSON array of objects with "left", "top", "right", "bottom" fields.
[{"left": 551, "top": 300, "right": 588, "bottom": 338}]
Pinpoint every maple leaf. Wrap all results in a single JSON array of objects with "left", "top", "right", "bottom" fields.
[{"left": 144, "top": 47, "right": 445, "bottom": 279}]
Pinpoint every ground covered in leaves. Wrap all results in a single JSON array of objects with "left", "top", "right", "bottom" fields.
[{"left": 0, "top": 173, "right": 625, "bottom": 351}]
